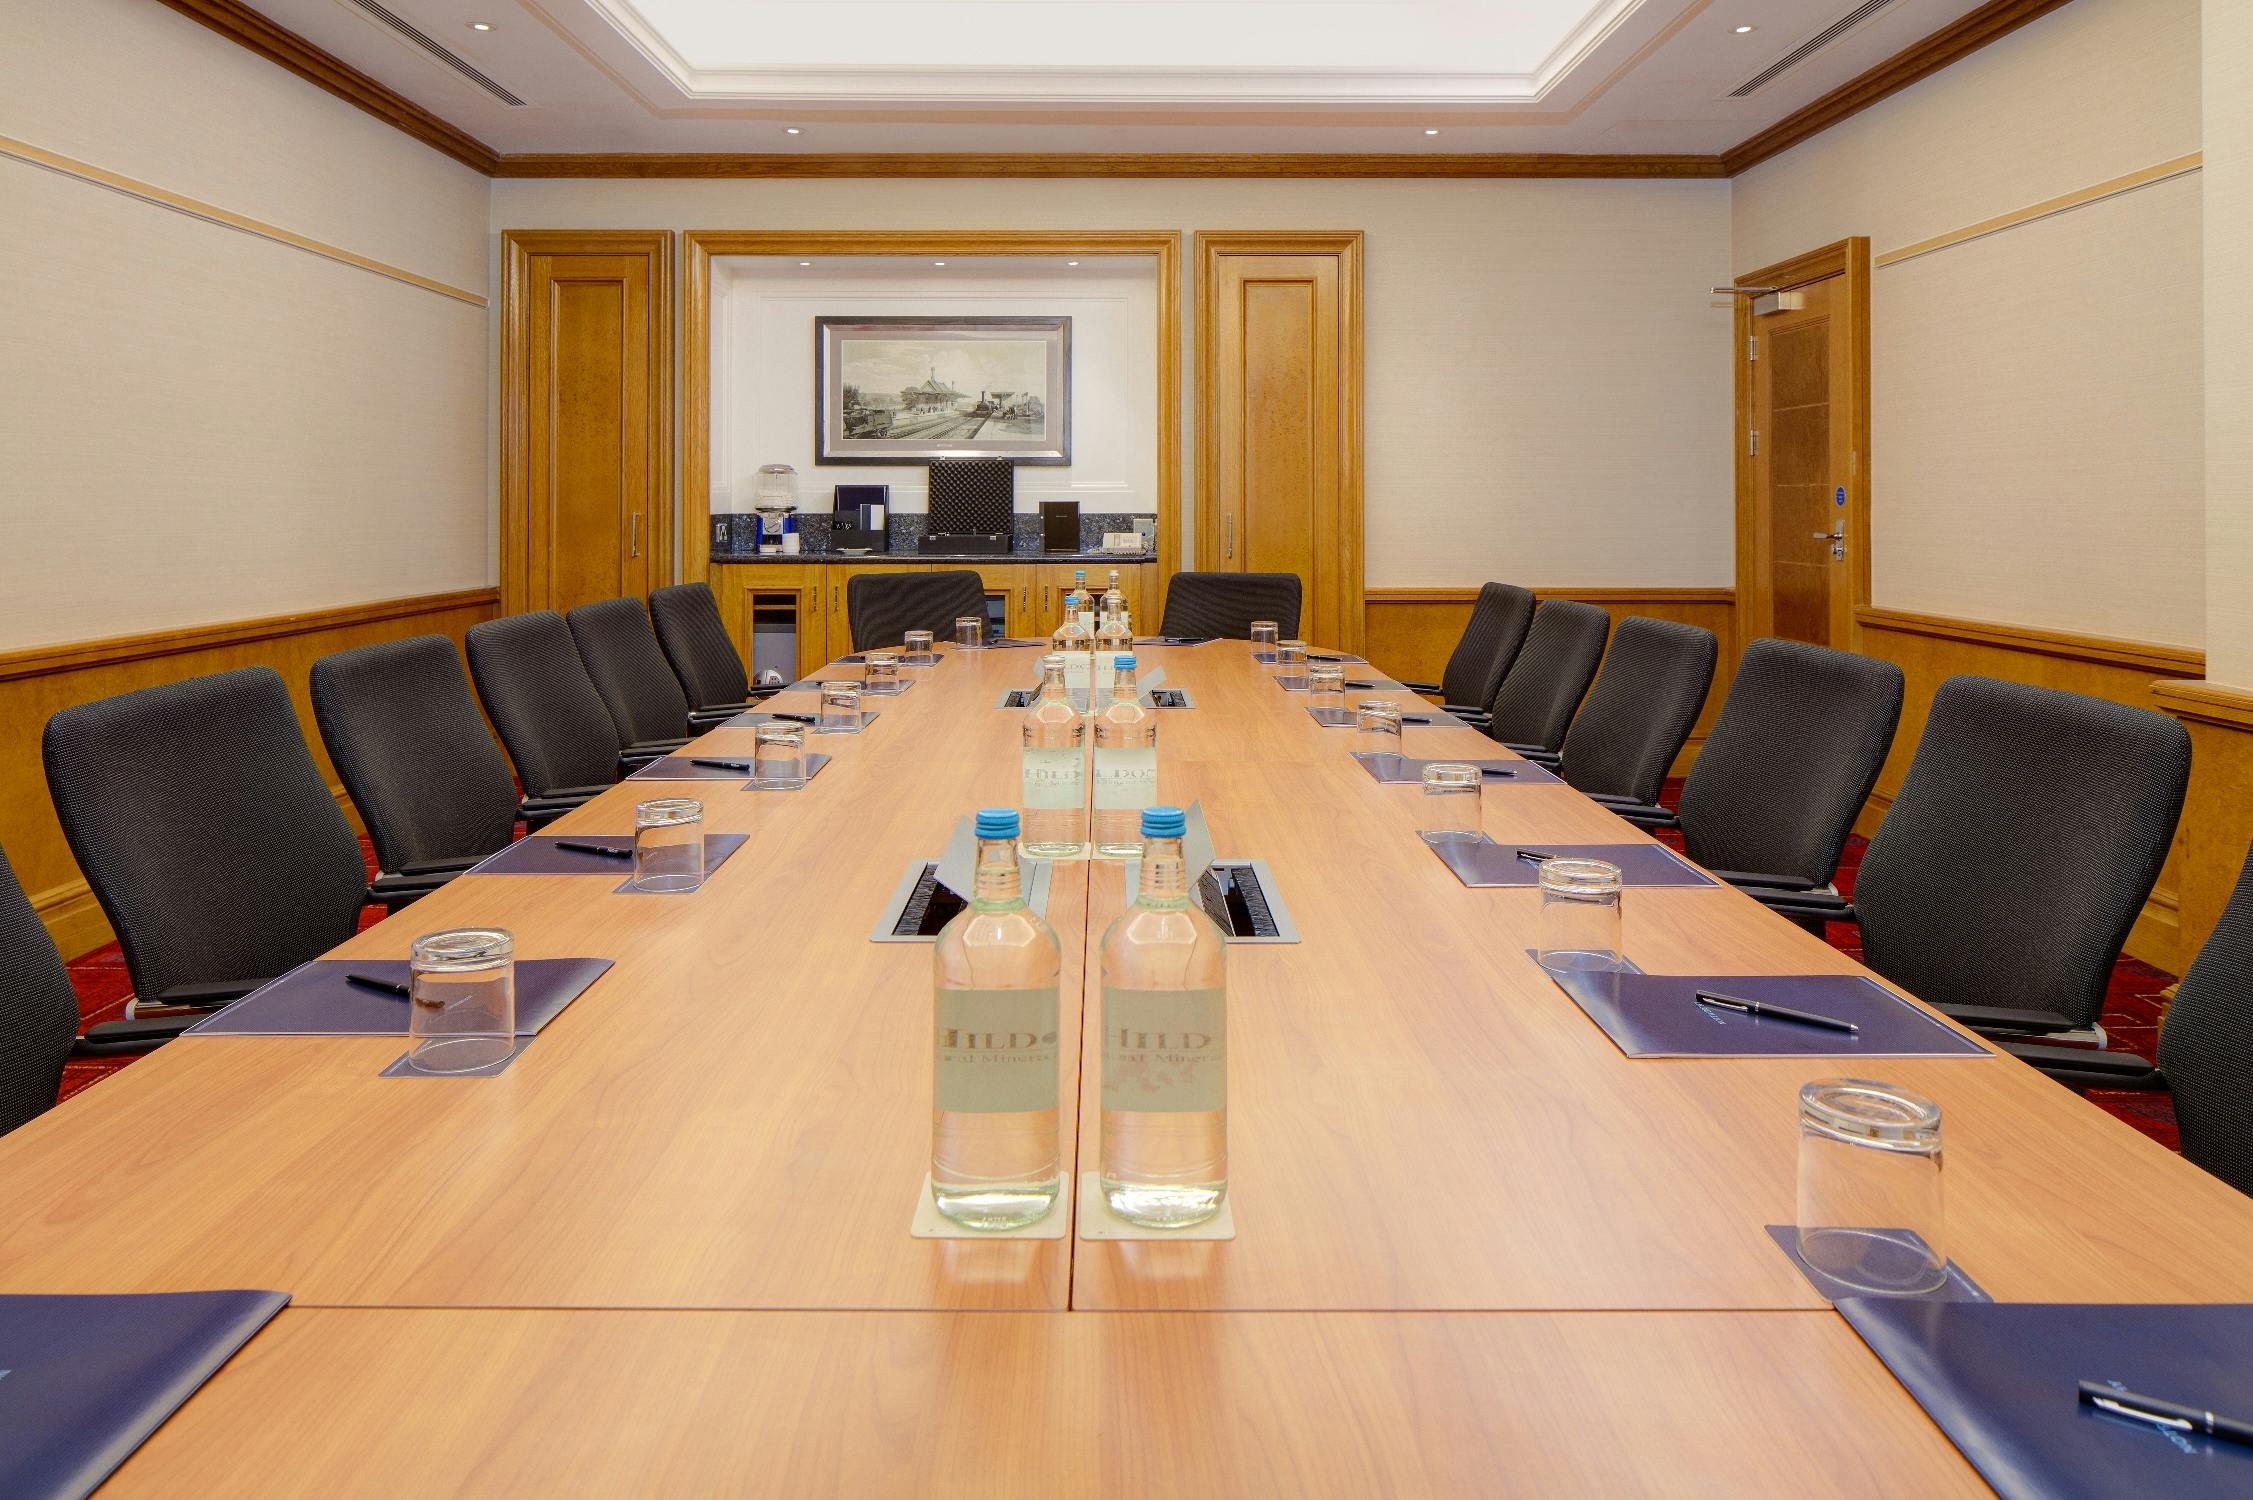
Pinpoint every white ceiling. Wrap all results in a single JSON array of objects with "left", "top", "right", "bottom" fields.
[{"left": 245, "top": 0, "right": 2002, "bottom": 155}]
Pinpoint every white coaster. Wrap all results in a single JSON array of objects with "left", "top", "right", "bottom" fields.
[
  {"left": 1075, "top": 1172, "right": 1237, "bottom": 1241},
  {"left": 908, "top": 1175, "right": 1069, "bottom": 1240}
]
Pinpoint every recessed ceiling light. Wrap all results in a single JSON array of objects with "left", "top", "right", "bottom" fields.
[
  {"left": 1066, "top": 260, "right": 1080, "bottom": 266},
  {"left": 798, "top": 261, "right": 811, "bottom": 267},
  {"left": 933, "top": 261, "right": 946, "bottom": 267},
  {"left": 469, "top": 21, "right": 493, "bottom": 30},
  {"left": 785, "top": 127, "right": 802, "bottom": 135},
  {"left": 1733, "top": 24, "right": 1756, "bottom": 33},
  {"left": 1424, "top": 129, "right": 1440, "bottom": 136}
]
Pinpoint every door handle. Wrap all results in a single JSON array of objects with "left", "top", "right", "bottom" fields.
[
  {"left": 1814, "top": 528, "right": 1845, "bottom": 560},
  {"left": 630, "top": 512, "right": 641, "bottom": 559}
]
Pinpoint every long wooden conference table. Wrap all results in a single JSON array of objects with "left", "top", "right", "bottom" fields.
[{"left": 5, "top": 639, "right": 2253, "bottom": 1493}]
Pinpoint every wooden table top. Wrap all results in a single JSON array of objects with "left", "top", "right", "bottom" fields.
[{"left": 9, "top": 632, "right": 2252, "bottom": 1490}]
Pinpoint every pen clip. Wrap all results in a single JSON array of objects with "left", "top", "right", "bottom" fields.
[{"left": 2092, "top": 1396, "right": 2193, "bottom": 1434}]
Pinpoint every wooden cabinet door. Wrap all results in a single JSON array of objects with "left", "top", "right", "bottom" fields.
[
  {"left": 717, "top": 564, "right": 825, "bottom": 684},
  {"left": 978, "top": 564, "right": 1037, "bottom": 640}
]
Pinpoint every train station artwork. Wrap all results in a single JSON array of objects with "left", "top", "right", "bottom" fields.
[{"left": 816, "top": 315, "right": 1071, "bottom": 464}]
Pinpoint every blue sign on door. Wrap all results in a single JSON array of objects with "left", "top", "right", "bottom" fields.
[{"left": 1834, "top": 486, "right": 1847, "bottom": 507}]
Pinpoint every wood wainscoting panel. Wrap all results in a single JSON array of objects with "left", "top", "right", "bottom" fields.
[
  {"left": 1362, "top": 587, "right": 1737, "bottom": 773},
  {"left": 2153, "top": 681, "right": 2253, "bottom": 967},
  {"left": 1856, "top": 609, "right": 2204, "bottom": 970},
  {"left": 0, "top": 590, "right": 498, "bottom": 958}
]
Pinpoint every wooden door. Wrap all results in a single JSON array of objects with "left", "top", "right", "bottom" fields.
[
  {"left": 1197, "top": 234, "right": 1364, "bottom": 653},
  {"left": 1734, "top": 241, "right": 1869, "bottom": 649},
  {"left": 501, "top": 232, "right": 672, "bottom": 615}
]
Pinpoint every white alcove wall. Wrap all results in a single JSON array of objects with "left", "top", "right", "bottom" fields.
[{"left": 710, "top": 254, "right": 1159, "bottom": 518}]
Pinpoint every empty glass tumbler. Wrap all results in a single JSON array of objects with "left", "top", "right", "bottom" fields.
[
  {"left": 865, "top": 651, "right": 901, "bottom": 692},
  {"left": 1276, "top": 639, "right": 1308, "bottom": 672},
  {"left": 1355, "top": 700, "right": 1404, "bottom": 754},
  {"left": 407, "top": 928, "right": 515, "bottom": 1073},
  {"left": 753, "top": 721, "right": 807, "bottom": 788},
  {"left": 1535, "top": 857, "right": 1623, "bottom": 973},
  {"left": 955, "top": 616, "right": 984, "bottom": 649},
  {"left": 1797, "top": 1079, "right": 1948, "bottom": 1295},
  {"left": 903, "top": 629, "right": 935, "bottom": 662},
  {"left": 1308, "top": 661, "right": 1346, "bottom": 708},
  {"left": 819, "top": 681, "right": 862, "bottom": 731},
  {"left": 1250, "top": 621, "right": 1279, "bottom": 652},
  {"left": 1418, "top": 762, "right": 1483, "bottom": 843},
  {"left": 633, "top": 797, "right": 705, "bottom": 893}
]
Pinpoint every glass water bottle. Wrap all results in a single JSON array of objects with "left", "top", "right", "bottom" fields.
[
  {"left": 1020, "top": 656, "right": 1088, "bottom": 858},
  {"left": 1100, "top": 569, "right": 1129, "bottom": 638},
  {"left": 931, "top": 808, "right": 1062, "bottom": 1230},
  {"left": 1051, "top": 584, "right": 1095, "bottom": 713},
  {"left": 1092, "top": 655, "right": 1157, "bottom": 858},
  {"left": 1099, "top": 805, "right": 1228, "bottom": 1228},
  {"left": 1073, "top": 569, "right": 1096, "bottom": 635}
]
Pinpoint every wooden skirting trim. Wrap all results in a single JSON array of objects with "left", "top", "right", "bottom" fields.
[
  {"left": 0, "top": 135, "right": 487, "bottom": 306},
  {"left": 1856, "top": 607, "right": 2203, "bottom": 678},
  {"left": 1721, "top": 0, "right": 2078, "bottom": 176},
  {"left": 1875, "top": 154, "right": 2204, "bottom": 269},
  {"left": 2153, "top": 680, "right": 2253, "bottom": 732},
  {"left": 495, "top": 152, "right": 1729, "bottom": 179},
  {"left": 151, "top": 0, "right": 499, "bottom": 174},
  {"left": 0, "top": 588, "right": 499, "bottom": 683}
]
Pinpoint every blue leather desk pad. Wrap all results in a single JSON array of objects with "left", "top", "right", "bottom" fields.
[
  {"left": 1431, "top": 837, "right": 1716, "bottom": 888},
  {"left": 185, "top": 957, "right": 612, "bottom": 1037},
  {"left": 1546, "top": 969, "right": 1991, "bottom": 1058},
  {"left": 1351, "top": 752, "right": 1562, "bottom": 786},
  {"left": 467, "top": 833, "right": 747, "bottom": 877},
  {"left": 629, "top": 752, "right": 832, "bottom": 784}
]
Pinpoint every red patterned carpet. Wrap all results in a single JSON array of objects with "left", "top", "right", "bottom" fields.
[{"left": 56, "top": 814, "right": 2186, "bottom": 1151}]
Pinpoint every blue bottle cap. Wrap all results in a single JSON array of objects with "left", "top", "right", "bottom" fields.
[
  {"left": 1141, "top": 805, "right": 1187, "bottom": 839},
  {"left": 974, "top": 808, "right": 1021, "bottom": 840},
  {"left": 1115, "top": 653, "right": 1135, "bottom": 669}
]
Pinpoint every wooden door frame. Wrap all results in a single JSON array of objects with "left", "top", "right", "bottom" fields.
[
  {"left": 499, "top": 230, "right": 674, "bottom": 616},
  {"left": 1731, "top": 237, "right": 1871, "bottom": 649},
  {"left": 681, "top": 230, "right": 1183, "bottom": 611},
  {"left": 1193, "top": 231, "right": 1366, "bottom": 651}
]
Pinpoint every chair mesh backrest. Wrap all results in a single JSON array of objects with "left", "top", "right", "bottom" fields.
[
  {"left": 43, "top": 667, "right": 369, "bottom": 1003},
  {"left": 2161, "top": 843, "right": 2253, "bottom": 1198},
  {"left": 311, "top": 636, "right": 518, "bottom": 873},
  {"left": 649, "top": 583, "right": 750, "bottom": 708},
  {"left": 1856, "top": 675, "right": 2189, "bottom": 1030},
  {"left": 1483, "top": 600, "right": 1610, "bottom": 752},
  {"left": 1676, "top": 639, "right": 1904, "bottom": 888},
  {"left": 465, "top": 613, "right": 622, "bottom": 797},
  {"left": 846, "top": 571, "right": 988, "bottom": 652},
  {"left": 0, "top": 844, "right": 78, "bottom": 1138},
  {"left": 1440, "top": 583, "right": 1535, "bottom": 710},
  {"left": 1559, "top": 618, "right": 1718, "bottom": 803},
  {"left": 567, "top": 597, "right": 693, "bottom": 744},
  {"left": 1158, "top": 572, "right": 1302, "bottom": 640}
]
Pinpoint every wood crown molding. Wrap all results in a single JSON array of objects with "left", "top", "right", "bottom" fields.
[
  {"left": 1856, "top": 606, "right": 2204, "bottom": 678},
  {"left": 160, "top": 0, "right": 2068, "bottom": 183},
  {"left": 152, "top": 0, "right": 499, "bottom": 175},
  {"left": 0, "top": 588, "right": 499, "bottom": 683},
  {"left": 2153, "top": 680, "right": 2253, "bottom": 732},
  {"left": 1365, "top": 586, "right": 1736, "bottom": 604},
  {"left": 1721, "top": 0, "right": 2078, "bottom": 176}
]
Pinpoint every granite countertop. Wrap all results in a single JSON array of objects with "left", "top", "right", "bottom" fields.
[{"left": 712, "top": 550, "right": 1151, "bottom": 566}]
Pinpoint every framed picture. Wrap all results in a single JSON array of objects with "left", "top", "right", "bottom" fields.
[{"left": 816, "top": 315, "right": 1071, "bottom": 465}]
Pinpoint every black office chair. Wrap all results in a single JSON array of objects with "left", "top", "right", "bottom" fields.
[
  {"left": 311, "top": 636, "right": 523, "bottom": 905},
  {"left": 1157, "top": 572, "right": 1302, "bottom": 641},
  {"left": 649, "top": 582, "right": 777, "bottom": 722},
  {"left": 1481, "top": 600, "right": 1610, "bottom": 755},
  {"left": 0, "top": 843, "right": 79, "bottom": 1136},
  {"left": 1554, "top": 617, "right": 1717, "bottom": 806},
  {"left": 1609, "top": 639, "right": 1903, "bottom": 926},
  {"left": 1395, "top": 583, "right": 1534, "bottom": 717},
  {"left": 846, "top": 570, "right": 988, "bottom": 652},
  {"left": 1853, "top": 675, "right": 2188, "bottom": 1045},
  {"left": 466, "top": 612, "right": 656, "bottom": 812},
  {"left": 44, "top": 667, "right": 372, "bottom": 1049},
  {"left": 567, "top": 597, "right": 702, "bottom": 749}
]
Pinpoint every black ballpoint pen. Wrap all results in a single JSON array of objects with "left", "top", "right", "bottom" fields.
[
  {"left": 765, "top": 712, "right": 818, "bottom": 724},
  {"left": 1515, "top": 848, "right": 1555, "bottom": 864},
  {"left": 2078, "top": 1381, "right": 2253, "bottom": 1447},
  {"left": 556, "top": 840, "right": 634, "bottom": 859},
  {"left": 1693, "top": 990, "right": 1859, "bottom": 1033},
  {"left": 690, "top": 757, "right": 754, "bottom": 771},
  {"left": 1345, "top": 680, "right": 1379, "bottom": 689},
  {"left": 344, "top": 972, "right": 411, "bottom": 999},
  {"left": 1399, "top": 716, "right": 1433, "bottom": 725},
  {"left": 1479, "top": 767, "right": 1516, "bottom": 779}
]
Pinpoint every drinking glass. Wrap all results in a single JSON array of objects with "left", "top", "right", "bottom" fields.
[
  {"left": 1250, "top": 621, "right": 1279, "bottom": 653},
  {"left": 1307, "top": 661, "right": 1346, "bottom": 708},
  {"left": 1536, "top": 857, "right": 1623, "bottom": 973},
  {"left": 865, "top": 651, "right": 901, "bottom": 692},
  {"left": 1276, "top": 639, "right": 1308, "bottom": 672},
  {"left": 955, "top": 616, "right": 984, "bottom": 649},
  {"left": 1797, "top": 1079, "right": 1948, "bottom": 1295},
  {"left": 1354, "top": 700, "right": 1403, "bottom": 754},
  {"left": 903, "top": 629, "right": 935, "bottom": 663},
  {"left": 407, "top": 928, "right": 515, "bottom": 1074},
  {"left": 633, "top": 797, "right": 704, "bottom": 893},
  {"left": 1417, "top": 762, "right": 1483, "bottom": 843},
  {"left": 753, "top": 721, "right": 807, "bottom": 788},
  {"left": 819, "top": 681, "right": 862, "bottom": 731}
]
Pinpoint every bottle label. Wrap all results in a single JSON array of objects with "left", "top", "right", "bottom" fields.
[
  {"left": 934, "top": 987, "right": 1059, "bottom": 1114},
  {"left": 1090, "top": 656, "right": 1114, "bottom": 703},
  {"left": 1102, "top": 986, "right": 1225, "bottom": 1112},
  {"left": 1078, "top": 610, "right": 1096, "bottom": 635},
  {"left": 1021, "top": 746, "right": 1085, "bottom": 810},
  {"left": 1061, "top": 652, "right": 1092, "bottom": 699},
  {"left": 1093, "top": 746, "right": 1158, "bottom": 810}
]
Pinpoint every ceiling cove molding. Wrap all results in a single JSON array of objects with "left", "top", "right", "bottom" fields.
[
  {"left": 1720, "top": 0, "right": 2079, "bottom": 176},
  {"left": 162, "top": 0, "right": 2076, "bottom": 182},
  {"left": 151, "top": 0, "right": 499, "bottom": 174}
]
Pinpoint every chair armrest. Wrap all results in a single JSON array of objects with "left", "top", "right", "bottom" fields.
[
  {"left": 370, "top": 871, "right": 460, "bottom": 907},
  {"left": 398, "top": 855, "right": 485, "bottom": 877},
  {"left": 1934, "top": 1003, "right": 2080, "bottom": 1036},
  {"left": 687, "top": 705, "right": 745, "bottom": 726},
  {"left": 1999, "top": 1040, "right": 2159, "bottom": 1087},
  {"left": 1394, "top": 679, "right": 1440, "bottom": 694},
  {"left": 77, "top": 1013, "right": 204, "bottom": 1053},
  {"left": 626, "top": 737, "right": 690, "bottom": 755},
  {"left": 151, "top": 979, "right": 262, "bottom": 1010},
  {"left": 537, "top": 784, "right": 611, "bottom": 801},
  {"left": 1713, "top": 870, "right": 1816, "bottom": 892}
]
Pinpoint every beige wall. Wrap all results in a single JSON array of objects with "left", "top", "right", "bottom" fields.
[
  {"left": 1732, "top": 0, "right": 2204, "bottom": 647},
  {"left": 491, "top": 177, "right": 1737, "bottom": 590},
  {"left": 2205, "top": 0, "right": 2253, "bottom": 689},
  {"left": 0, "top": 0, "right": 491, "bottom": 650}
]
